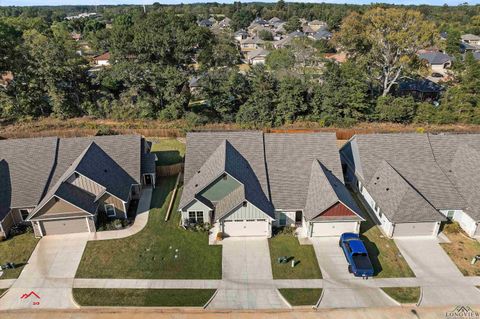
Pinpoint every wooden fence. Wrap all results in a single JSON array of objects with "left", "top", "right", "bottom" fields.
[{"left": 156, "top": 163, "right": 184, "bottom": 177}]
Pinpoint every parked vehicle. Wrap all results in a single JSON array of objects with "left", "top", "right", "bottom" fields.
[
  {"left": 339, "top": 233, "right": 374, "bottom": 278},
  {"left": 431, "top": 72, "right": 444, "bottom": 78}
]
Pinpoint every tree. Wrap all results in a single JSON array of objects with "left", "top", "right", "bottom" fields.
[
  {"left": 258, "top": 29, "right": 273, "bottom": 41},
  {"left": 335, "top": 8, "right": 437, "bottom": 96},
  {"left": 375, "top": 95, "right": 416, "bottom": 123},
  {"left": 275, "top": 76, "right": 307, "bottom": 125},
  {"left": 0, "top": 22, "right": 22, "bottom": 72},
  {"left": 231, "top": 9, "right": 255, "bottom": 31},
  {"left": 265, "top": 48, "right": 295, "bottom": 71},
  {"left": 445, "top": 29, "right": 461, "bottom": 55},
  {"left": 284, "top": 16, "right": 302, "bottom": 33},
  {"left": 236, "top": 65, "right": 277, "bottom": 127}
]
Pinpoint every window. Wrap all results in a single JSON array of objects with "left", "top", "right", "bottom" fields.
[
  {"left": 279, "top": 213, "right": 287, "bottom": 226},
  {"left": 188, "top": 211, "right": 204, "bottom": 224},
  {"left": 19, "top": 209, "right": 29, "bottom": 221},
  {"left": 447, "top": 210, "right": 455, "bottom": 219},
  {"left": 105, "top": 204, "right": 116, "bottom": 217}
]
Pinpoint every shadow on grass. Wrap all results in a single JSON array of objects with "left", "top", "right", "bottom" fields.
[{"left": 152, "top": 150, "right": 183, "bottom": 166}]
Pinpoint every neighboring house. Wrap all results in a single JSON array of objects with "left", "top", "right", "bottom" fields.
[
  {"left": 234, "top": 30, "right": 248, "bottom": 42},
  {"left": 397, "top": 78, "right": 443, "bottom": 101},
  {"left": 178, "top": 132, "right": 363, "bottom": 238},
  {"left": 218, "top": 17, "right": 231, "bottom": 29},
  {"left": 268, "top": 17, "right": 284, "bottom": 28},
  {"left": 240, "top": 36, "right": 264, "bottom": 52},
  {"left": 418, "top": 51, "right": 453, "bottom": 72},
  {"left": 273, "top": 32, "right": 305, "bottom": 49},
  {"left": 341, "top": 133, "right": 480, "bottom": 238},
  {"left": 70, "top": 32, "right": 81, "bottom": 41},
  {"left": 309, "top": 29, "right": 333, "bottom": 41},
  {"left": 0, "top": 135, "right": 156, "bottom": 238},
  {"left": 324, "top": 52, "right": 347, "bottom": 63},
  {"left": 92, "top": 52, "right": 110, "bottom": 66},
  {"left": 308, "top": 20, "right": 328, "bottom": 32},
  {"left": 198, "top": 19, "right": 213, "bottom": 28},
  {"left": 246, "top": 48, "right": 270, "bottom": 65},
  {"left": 189, "top": 76, "right": 202, "bottom": 94},
  {"left": 461, "top": 34, "right": 480, "bottom": 46}
]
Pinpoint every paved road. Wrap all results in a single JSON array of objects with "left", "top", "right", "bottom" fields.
[
  {"left": 395, "top": 237, "right": 480, "bottom": 307},
  {"left": 0, "top": 233, "right": 89, "bottom": 309},
  {"left": 312, "top": 237, "right": 398, "bottom": 308},
  {"left": 208, "top": 238, "right": 288, "bottom": 310}
]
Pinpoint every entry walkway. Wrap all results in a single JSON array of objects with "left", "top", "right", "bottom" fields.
[{"left": 207, "top": 238, "right": 289, "bottom": 310}]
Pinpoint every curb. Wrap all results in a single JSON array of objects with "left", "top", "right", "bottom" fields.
[
  {"left": 416, "top": 287, "right": 424, "bottom": 307},
  {"left": 379, "top": 288, "right": 402, "bottom": 307},
  {"left": 314, "top": 288, "right": 325, "bottom": 309},
  {"left": 203, "top": 289, "right": 219, "bottom": 309},
  {"left": 276, "top": 289, "right": 293, "bottom": 309}
]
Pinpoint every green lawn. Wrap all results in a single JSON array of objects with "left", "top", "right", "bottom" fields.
[
  {"left": 269, "top": 233, "right": 322, "bottom": 279},
  {"left": 279, "top": 289, "right": 322, "bottom": 306},
  {"left": 0, "top": 232, "right": 39, "bottom": 279},
  {"left": 76, "top": 177, "right": 222, "bottom": 279},
  {"left": 0, "top": 289, "right": 7, "bottom": 296},
  {"left": 150, "top": 138, "right": 185, "bottom": 166},
  {"left": 440, "top": 222, "right": 480, "bottom": 276},
  {"left": 381, "top": 287, "right": 420, "bottom": 304},
  {"left": 351, "top": 191, "right": 415, "bottom": 278},
  {"left": 73, "top": 288, "right": 215, "bottom": 307}
]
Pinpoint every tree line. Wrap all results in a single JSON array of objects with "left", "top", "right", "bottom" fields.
[{"left": 0, "top": 3, "right": 479, "bottom": 127}]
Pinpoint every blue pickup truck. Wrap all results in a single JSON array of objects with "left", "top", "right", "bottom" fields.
[{"left": 339, "top": 233, "right": 374, "bottom": 278}]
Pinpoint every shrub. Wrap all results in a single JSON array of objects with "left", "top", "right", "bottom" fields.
[
  {"left": 96, "top": 125, "right": 118, "bottom": 136},
  {"left": 376, "top": 95, "right": 416, "bottom": 123}
]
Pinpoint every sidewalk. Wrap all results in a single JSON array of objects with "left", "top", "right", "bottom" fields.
[{"left": 89, "top": 188, "right": 152, "bottom": 241}]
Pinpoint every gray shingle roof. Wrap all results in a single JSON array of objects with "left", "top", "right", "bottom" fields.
[
  {"left": 350, "top": 134, "right": 465, "bottom": 210},
  {"left": 180, "top": 132, "right": 349, "bottom": 221},
  {"left": 0, "top": 135, "right": 144, "bottom": 221},
  {"left": 53, "top": 182, "right": 99, "bottom": 215},
  {"left": 214, "top": 185, "right": 245, "bottom": 221},
  {"left": 264, "top": 133, "right": 343, "bottom": 210},
  {"left": 304, "top": 160, "right": 362, "bottom": 221},
  {"left": 366, "top": 160, "right": 445, "bottom": 223},
  {"left": 418, "top": 52, "right": 452, "bottom": 65}
]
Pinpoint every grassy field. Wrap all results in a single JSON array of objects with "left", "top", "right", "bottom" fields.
[
  {"left": 0, "top": 232, "right": 39, "bottom": 279},
  {"left": 0, "top": 289, "right": 6, "bottom": 296},
  {"left": 76, "top": 178, "right": 222, "bottom": 279},
  {"left": 73, "top": 288, "right": 215, "bottom": 307},
  {"left": 269, "top": 233, "right": 322, "bottom": 279},
  {"left": 150, "top": 138, "right": 185, "bottom": 166},
  {"left": 381, "top": 287, "right": 420, "bottom": 304},
  {"left": 279, "top": 289, "right": 322, "bottom": 306},
  {"left": 351, "top": 191, "right": 415, "bottom": 278},
  {"left": 441, "top": 222, "right": 480, "bottom": 276}
]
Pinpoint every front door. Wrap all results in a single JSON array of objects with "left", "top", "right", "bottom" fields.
[{"left": 144, "top": 174, "right": 152, "bottom": 186}]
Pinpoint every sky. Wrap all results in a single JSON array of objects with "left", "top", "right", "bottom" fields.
[{"left": 0, "top": 0, "right": 479, "bottom": 6}]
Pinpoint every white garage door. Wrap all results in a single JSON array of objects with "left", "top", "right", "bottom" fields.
[
  {"left": 311, "top": 221, "right": 358, "bottom": 237},
  {"left": 393, "top": 222, "right": 436, "bottom": 237},
  {"left": 223, "top": 219, "right": 268, "bottom": 237},
  {"left": 40, "top": 218, "right": 90, "bottom": 236}
]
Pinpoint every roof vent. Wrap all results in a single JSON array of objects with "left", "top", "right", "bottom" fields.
[
  {"left": 376, "top": 176, "right": 380, "bottom": 180},
  {"left": 386, "top": 188, "right": 390, "bottom": 191},
  {"left": 104, "top": 169, "right": 108, "bottom": 173},
  {"left": 197, "top": 170, "right": 201, "bottom": 174},
  {"left": 195, "top": 184, "right": 198, "bottom": 187}
]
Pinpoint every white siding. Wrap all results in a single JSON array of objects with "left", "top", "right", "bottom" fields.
[
  {"left": 223, "top": 202, "right": 268, "bottom": 221},
  {"left": 440, "top": 209, "right": 478, "bottom": 237},
  {"left": 361, "top": 186, "right": 394, "bottom": 237},
  {"left": 181, "top": 199, "right": 212, "bottom": 225}
]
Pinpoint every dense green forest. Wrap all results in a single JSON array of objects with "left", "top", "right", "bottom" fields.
[{"left": 0, "top": 2, "right": 479, "bottom": 128}]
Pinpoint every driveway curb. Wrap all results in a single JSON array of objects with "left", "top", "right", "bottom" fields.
[{"left": 203, "top": 289, "right": 219, "bottom": 309}]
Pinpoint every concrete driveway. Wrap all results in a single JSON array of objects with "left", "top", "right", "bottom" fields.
[
  {"left": 0, "top": 233, "right": 89, "bottom": 310},
  {"left": 312, "top": 238, "right": 397, "bottom": 308},
  {"left": 208, "top": 238, "right": 288, "bottom": 309},
  {"left": 395, "top": 237, "right": 480, "bottom": 306}
]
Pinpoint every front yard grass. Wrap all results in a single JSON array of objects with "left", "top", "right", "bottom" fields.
[
  {"left": 0, "top": 289, "right": 7, "bottom": 296},
  {"left": 150, "top": 138, "right": 185, "bottom": 166},
  {"left": 0, "top": 232, "right": 39, "bottom": 279},
  {"left": 278, "top": 288, "right": 322, "bottom": 306},
  {"left": 381, "top": 287, "right": 420, "bottom": 304},
  {"left": 269, "top": 232, "right": 322, "bottom": 279},
  {"left": 76, "top": 176, "right": 222, "bottom": 279},
  {"left": 73, "top": 288, "right": 215, "bottom": 307},
  {"left": 440, "top": 222, "right": 480, "bottom": 276},
  {"left": 351, "top": 190, "right": 415, "bottom": 278}
]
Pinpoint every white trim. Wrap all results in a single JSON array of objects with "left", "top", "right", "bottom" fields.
[
  {"left": 105, "top": 204, "right": 116, "bottom": 217},
  {"left": 33, "top": 214, "right": 93, "bottom": 222},
  {"left": 86, "top": 217, "right": 92, "bottom": 232},
  {"left": 218, "top": 199, "right": 274, "bottom": 222},
  {"left": 37, "top": 221, "right": 44, "bottom": 237},
  {"left": 28, "top": 195, "right": 94, "bottom": 221}
]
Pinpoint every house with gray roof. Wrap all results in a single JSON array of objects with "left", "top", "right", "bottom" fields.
[
  {"left": 341, "top": 133, "right": 480, "bottom": 238},
  {"left": 0, "top": 135, "right": 155, "bottom": 238},
  {"left": 418, "top": 52, "right": 453, "bottom": 73},
  {"left": 179, "top": 132, "right": 363, "bottom": 238}
]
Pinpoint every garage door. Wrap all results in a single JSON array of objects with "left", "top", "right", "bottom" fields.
[
  {"left": 223, "top": 219, "right": 268, "bottom": 237},
  {"left": 40, "top": 218, "right": 89, "bottom": 236},
  {"left": 393, "top": 222, "right": 436, "bottom": 237},
  {"left": 311, "top": 221, "right": 358, "bottom": 237}
]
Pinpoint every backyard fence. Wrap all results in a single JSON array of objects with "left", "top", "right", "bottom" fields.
[{"left": 156, "top": 162, "right": 184, "bottom": 177}]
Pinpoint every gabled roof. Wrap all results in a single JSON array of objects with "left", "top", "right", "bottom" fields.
[
  {"left": 93, "top": 52, "right": 110, "bottom": 61},
  {"left": 366, "top": 160, "right": 445, "bottom": 223},
  {"left": 181, "top": 135, "right": 273, "bottom": 217},
  {"left": 51, "top": 182, "right": 99, "bottom": 215},
  {"left": 247, "top": 48, "right": 270, "bottom": 60},
  {"left": 310, "top": 30, "right": 332, "bottom": 40},
  {"left": 241, "top": 36, "right": 264, "bottom": 45},
  {"left": 214, "top": 185, "right": 245, "bottom": 221},
  {"left": 304, "top": 160, "right": 362, "bottom": 222},
  {"left": 418, "top": 52, "right": 452, "bottom": 65},
  {"left": 398, "top": 78, "right": 443, "bottom": 93},
  {"left": 461, "top": 34, "right": 480, "bottom": 41},
  {"left": 347, "top": 134, "right": 465, "bottom": 210}
]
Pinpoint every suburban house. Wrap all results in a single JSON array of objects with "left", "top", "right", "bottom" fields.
[
  {"left": 240, "top": 37, "right": 264, "bottom": 52},
  {"left": 340, "top": 133, "right": 480, "bottom": 238},
  {"left": 178, "top": 132, "right": 363, "bottom": 238},
  {"left": 307, "top": 20, "right": 328, "bottom": 32},
  {"left": 92, "top": 52, "right": 111, "bottom": 66},
  {"left": 397, "top": 78, "right": 443, "bottom": 101},
  {"left": 461, "top": 34, "right": 480, "bottom": 46},
  {"left": 0, "top": 135, "right": 156, "bottom": 238},
  {"left": 246, "top": 48, "right": 270, "bottom": 65},
  {"left": 234, "top": 30, "right": 248, "bottom": 42},
  {"left": 418, "top": 51, "right": 453, "bottom": 73}
]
